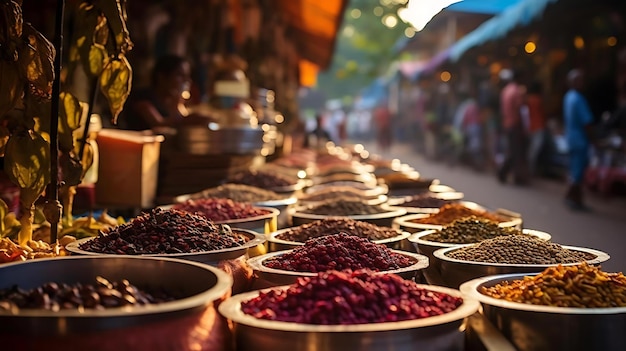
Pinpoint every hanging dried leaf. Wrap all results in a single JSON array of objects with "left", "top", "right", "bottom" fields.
[
  {"left": 0, "top": 0, "right": 23, "bottom": 61},
  {"left": 72, "top": 2, "right": 100, "bottom": 77},
  {"left": 18, "top": 23, "right": 55, "bottom": 101},
  {"left": 99, "top": 56, "right": 132, "bottom": 124},
  {"left": 24, "top": 90, "right": 50, "bottom": 127},
  {"left": 0, "top": 125, "right": 10, "bottom": 157},
  {"left": 59, "top": 91, "right": 83, "bottom": 131},
  {"left": 99, "top": 0, "right": 133, "bottom": 55},
  {"left": 93, "top": 13, "right": 109, "bottom": 47},
  {"left": 87, "top": 43, "right": 108, "bottom": 76},
  {"left": 0, "top": 60, "right": 23, "bottom": 117},
  {"left": 0, "top": 198, "right": 8, "bottom": 234},
  {"left": 4, "top": 130, "right": 50, "bottom": 193},
  {"left": 80, "top": 141, "right": 94, "bottom": 179},
  {"left": 60, "top": 151, "right": 83, "bottom": 187}
]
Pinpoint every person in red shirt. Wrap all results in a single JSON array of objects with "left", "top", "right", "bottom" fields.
[
  {"left": 497, "top": 69, "right": 529, "bottom": 185},
  {"left": 526, "top": 81, "right": 547, "bottom": 176}
]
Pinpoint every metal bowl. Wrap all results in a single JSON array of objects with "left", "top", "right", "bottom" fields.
[
  {"left": 387, "top": 192, "right": 466, "bottom": 213},
  {"left": 435, "top": 245, "right": 609, "bottom": 289},
  {"left": 163, "top": 204, "right": 280, "bottom": 234},
  {"left": 305, "top": 182, "right": 389, "bottom": 198},
  {"left": 292, "top": 204, "right": 407, "bottom": 227},
  {"left": 0, "top": 256, "right": 232, "bottom": 342},
  {"left": 460, "top": 273, "right": 626, "bottom": 351},
  {"left": 267, "top": 178, "right": 310, "bottom": 198},
  {"left": 388, "top": 183, "right": 458, "bottom": 198},
  {"left": 173, "top": 191, "right": 296, "bottom": 230},
  {"left": 407, "top": 229, "right": 551, "bottom": 286},
  {"left": 66, "top": 228, "right": 266, "bottom": 265},
  {"left": 266, "top": 227, "right": 411, "bottom": 252},
  {"left": 218, "top": 283, "right": 479, "bottom": 351},
  {"left": 247, "top": 249, "right": 429, "bottom": 288},
  {"left": 392, "top": 206, "right": 523, "bottom": 233},
  {"left": 311, "top": 173, "right": 378, "bottom": 187},
  {"left": 298, "top": 185, "right": 386, "bottom": 202}
]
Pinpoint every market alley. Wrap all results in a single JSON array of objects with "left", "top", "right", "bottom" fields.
[{"left": 364, "top": 141, "right": 626, "bottom": 273}]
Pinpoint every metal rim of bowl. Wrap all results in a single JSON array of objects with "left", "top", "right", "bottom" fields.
[
  {"left": 292, "top": 204, "right": 407, "bottom": 222},
  {"left": 247, "top": 249, "right": 429, "bottom": 279},
  {"left": 218, "top": 283, "right": 479, "bottom": 332},
  {"left": 268, "top": 179, "right": 310, "bottom": 193},
  {"left": 394, "top": 211, "right": 523, "bottom": 231},
  {"left": 161, "top": 204, "right": 280, "bottom": 226},
  {"left": 0, "top": 255, "right": 233, "bottom": 318},
  {"left": 409, "top": 228, "right": 553, "bottom": 251},
  {"left": 65, "top": 228, "right": 266, "bottom": 259},
  {"left": 304, "top": 183, "right": 389, "bottom": 198},
  {"left": 386, "top": 192, "right": 466, "bottom": 207},
  {"left": 460, "top": 273, "right": 626, "bottom": 315},
  {"left": 388, "top": 196, "right": 470, "bottom": 214},
  {"left": 297, "top": 194, "right": 389, "bottom": 207},
  {"left": 311, "top": 172, "right": 377, "bottom": 185},
  {"left": 173, "top": 191, "right": 297, "bottom": 207},
  {"left": 434, "top": 244, "right": 609, "bottom": 268},
  {"left": 298, "top": 186, "right": 385, "bottom": 201},
  {"left": 266, "top": 227, "right": 411, "bottom": 247}
]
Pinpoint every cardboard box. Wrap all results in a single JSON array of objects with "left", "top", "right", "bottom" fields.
[{"left": 95, "top": 129, "right": 164, "bottom": 209}]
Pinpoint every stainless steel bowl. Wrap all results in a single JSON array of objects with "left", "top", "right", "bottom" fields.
[
  {"left": 298, "top": 185, "right": 386, "bottom": 201},
  {"left": 266, "top": 227, "right": 411, "bottom": 252},
  {"left": 387, "top": 193, "right": 466, "bottom": 214},
  {"left": 163, "top": 204, "right": 280, "bottom": 234},
  {"left": 305, "top": 182, "right": 389, "bottom": 198},
  {"left": 219, "top": 283, "right": 479, "bottom": 351},
  {"left": 254, "top": 198, "right": 298, "bottom": 229},
  {"left": 435, "top": 245, "right": 610, "bottom": 289},
  {"left": 66, "top": 228, "right": 266, "bottom": 265},
  {"left": 0, "top": 256, "right": 232, "bottom": 337},
  {"left": 388, "top": 183, "right": 458, "bottom": 198},
  {"left": 392, "top": 207, "right": 523, "bottom": 233},
  {"left": 247, "top": 249, "right": 429, "bottom": 288},
  {"left": 460, "top": 273, "right": 626, "bottom": 351},
  {"left": 407, "top": 229, "right": 551, "bottom": 286},
  {"left": 292, "top": 204, "right": 407, "bottom": 227},
  {"left": 216, "top": 206, "right": 280, "bottom": 234},
  {"left": 311, "top": 173, "right": 378, "bottom": 187}
]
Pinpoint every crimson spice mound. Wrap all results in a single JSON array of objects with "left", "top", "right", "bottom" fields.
[
  {"left": 79, "top": 208, "right": 248, "bottom": 254},
  {"left": 264, "top": 233, "right": 412, "bottom": 272},
  {"left": 173, "top": 198, "right": 271, "bottom": 222},
  {"left": 242, "top": 269, "right": 463, "bottom": 324}
]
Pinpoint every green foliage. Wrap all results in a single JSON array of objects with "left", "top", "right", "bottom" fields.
[{"left": 317, "top": 0, "right": 410, "bottom": 101}]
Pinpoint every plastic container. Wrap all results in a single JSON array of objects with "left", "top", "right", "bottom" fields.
[{"left": 95, "top": 129, "right": 164, "bottom": 209}]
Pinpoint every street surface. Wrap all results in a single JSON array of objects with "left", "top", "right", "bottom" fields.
[{"left": 363, "top": 142, "right": 626, "bottom": 273}]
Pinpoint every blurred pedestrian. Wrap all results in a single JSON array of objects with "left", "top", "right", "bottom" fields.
[
  {"left": 374, "top": 100, "right": 392, "bottom": 152},
  {"left": 497, "top": 69, "right": 529, "bottom": 185},
  {"left": 563, "top": 69, "right": 594, "bottom": 211},
  {"left": 304, "top": 113, "right": 331, "bottom": 149},
  {"left": 526, "top": 81, "right": 547, "bottom": 176}
]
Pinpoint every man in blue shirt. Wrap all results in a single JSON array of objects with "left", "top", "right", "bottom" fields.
[{"left": 563, "top": 69, "right": 594, "bottom": 211}]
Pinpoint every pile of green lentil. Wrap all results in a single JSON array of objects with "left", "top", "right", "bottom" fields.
[
  {"left": 421, "top": 216, "right": 520, "bottom": 244},
  {"left": 446, "top": 235, "right": 593, "bottom": 264}
]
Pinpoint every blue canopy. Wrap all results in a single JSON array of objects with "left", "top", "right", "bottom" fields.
[
  {"left": 447, "top": 0, "right": 523, "bottom": 15},
  {"left": 449, "top": 0, "right": 558, "bottom": 61}
]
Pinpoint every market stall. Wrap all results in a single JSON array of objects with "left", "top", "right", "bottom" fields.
[{"left": 1, "top": 1, "right": 625, "bottom": 351}]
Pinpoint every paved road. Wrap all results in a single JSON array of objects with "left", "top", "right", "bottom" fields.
[{"left": 362, "top": 142, "right": 626, "bottom": 273}]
